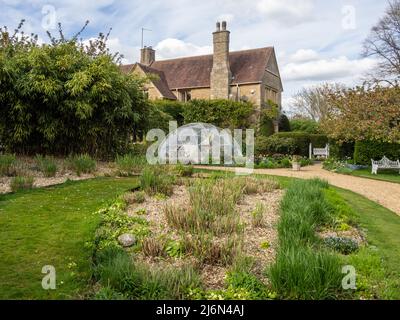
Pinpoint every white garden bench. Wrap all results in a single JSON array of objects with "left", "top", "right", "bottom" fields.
[
  {"left": 371, "top": 156, "right": 400, "bottom": 175},
  {"left": 309, "top": 143, "right": 330, "bottom": 159}
]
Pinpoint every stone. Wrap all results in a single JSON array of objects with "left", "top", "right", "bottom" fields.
[{"left": 118, "top": 233, "right": 136, "bottom": 247}]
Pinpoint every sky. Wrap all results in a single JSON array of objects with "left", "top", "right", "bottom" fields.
[{"left": 0, "top": 0, "right": 390, "bottom": 112}]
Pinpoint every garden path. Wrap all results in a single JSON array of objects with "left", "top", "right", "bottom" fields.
[{"left": 196, "top": 163, "right": 400, "bottom": 215}]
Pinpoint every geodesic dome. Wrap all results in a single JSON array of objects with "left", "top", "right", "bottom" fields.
[{"left": 158, "top": 123, "right": 244, "bottom": 165}]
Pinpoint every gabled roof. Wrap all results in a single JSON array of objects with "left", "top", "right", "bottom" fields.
[
  {"left": 133, "top": 63, "right": 177, "bottom": 100},
  {"left": 153, "top": 47, "right": 273, "bottom": 89},
  {"left": 121, "top": 47, "right": 274, "bottom": 91}
]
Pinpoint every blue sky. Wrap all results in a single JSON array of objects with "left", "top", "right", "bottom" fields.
[{"left": 0, "top": 0, "right": 390, "bottom": 110}]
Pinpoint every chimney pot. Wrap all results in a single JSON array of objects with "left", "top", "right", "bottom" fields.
[
  {"left": 216, "top": 22, "right": 221, "bottom": 31},
  {"left": 140, "top": 46, "right": 155, "bottom": 66},
  {"left": 221, "top": 21, "right": 227, "bottom": 31}
]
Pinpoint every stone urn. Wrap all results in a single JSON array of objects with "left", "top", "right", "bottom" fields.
[
  {"left": 292, "top": 162, "right": 301, "bottom": 171},
  {"left": 292, "top": 156, "right": 301, "bottom": 171}
]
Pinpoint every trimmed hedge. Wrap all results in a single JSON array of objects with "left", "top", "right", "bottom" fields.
[
  {"left": 273, "top": 133, "right": 328, "bottom": 157},
  {"left": 329, "top": 141, "right": 355, "bottom": 160},
  {"left": 354, "top": 141, "right": 400, "bottom": 165},
  {"left": 255, "top": 136, "right": 296, "bottom": 156}
]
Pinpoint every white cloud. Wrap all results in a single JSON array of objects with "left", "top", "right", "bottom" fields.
[
  {"left": 282, "top": 56, "right": 377, "bottom": 82},
  {"left": 257, "top": 0, "right": 315, "bottom": 25},
  {"left": 155, "top": 38, "right": 212, "bottom": 60},
  {"left": 289, "top": 49, "right": 319, "bottom": 63}
]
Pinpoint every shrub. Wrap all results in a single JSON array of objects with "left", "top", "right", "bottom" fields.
[
  {"left": 251, "top": 203, "right": 265, "bottom": 228},
  {"left": 353, "top": 140, "right": 400, "bottom": 165},
  {"left": 278, "top": 114, "right": 291, "bottom": 132},
  {"left": 116, "top": 154, "right": 147, "bottom": 176},
  {"left": 10, "top": 176, "right": 34, "bottom": 192},
  {"left": 165, "top": 240, "right": 185, "bottom": 258},
  {"left": 175, "top": 163, "right": 194, "bottom": 177},
  {"left": 300, "top": 158, "right": 313, "bottom": 167},
  {"left": 123, "top": 191, "right": 146, "bottom": 205},
  {"left": 0, "top": 22, "right": 148, "bottom": 158},
  {"left": 150, "top": 100, "right": 186, "bottom": 126},
  {"left": 140, "top": 166, "right": 175, "bottom": 196},
  {"left": 255, "top": 136, "right": 296, "bottom": 156},
  {"left": 241, "top": 177, "right": 280, "bottom": 194},
  {"left": 66, "top": 154, "right": 96, "bottom": 176},
  {"left": 129, "top": 143, "right": 148, "bottom": 156},
  {"left": 182, "top": 234, "right": 242, "bottom": 266},
  {"left": 289, "top": 118, "right": 320, "bottom": 134},
  {"left": 0, "top": 154, "right": 16, "bottom": 176},
  {"left": 225, "top": 270, "right": 270, "bottom": 300},
  {"left": 329, "top": 141, "right": 355, "bottom": 160},
  {"left": 323, "top": 237, "right": 359, "bottom": 255},
  {"left": 94, "top": 286, "right": 127, "bottom": 300},
  {"left": 273, "top": 132, "right": 328, "bottom": 157},
  {"left": 142, "top": 237, "right": 166, "bottom": 257},
  {"left": 35, "top": 155, "right": 57, "bottom": 177},
  {"left": 147, "top": 103, "right": 174, "bottom": 133}
]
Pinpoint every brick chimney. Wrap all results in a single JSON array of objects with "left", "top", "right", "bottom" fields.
[
  {"left": 140, "top": 46, "right": 155, "bottom": 66},
  {"left": 210, "top": 21, "right": 232, "bottom": 99}
]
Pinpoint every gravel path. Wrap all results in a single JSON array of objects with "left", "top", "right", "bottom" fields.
[{"left": 196, "top": 163, "right": 400, "bottom": 215}]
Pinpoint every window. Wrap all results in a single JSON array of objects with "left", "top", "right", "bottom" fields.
[
  {"left": 178, "top": 90, "right": 192, "bottom": 102},
  {"left": 265, "top": 87, "right": 278, "bottom": 104}
]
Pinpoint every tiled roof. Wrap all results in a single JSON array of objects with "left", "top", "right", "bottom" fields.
[
  {"left": 121, "top": 47, "right": 273, "bottom": 91},
  {"left": 136, "top": 64, "right": 177, "bottom": 100}
]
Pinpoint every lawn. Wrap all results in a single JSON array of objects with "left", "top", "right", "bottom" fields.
[
  {"left": 1, "top": 169, "right": 399, "bottom": 300},
  {"left": 0, "top": 177, "right": 138, "bottom": 300},
  {"left": 349, "top": 168, "right": 400, "bottom": 184},
  {"left": 336, "top": 188, "right": 400, "bottom": 299}
]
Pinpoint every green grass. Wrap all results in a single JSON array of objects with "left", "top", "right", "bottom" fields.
[
  {"left": 268, "top": 179, "right": 343, "bottom": 299},
  {"left": 0, "top": 177, "right": 138, "bottom": 299},
  {"left": 93, "top": 246, "right": 202, "bottom": 300},
  {"left": 349, "top": 168, "right": 400, "bottom": 184},
  {"left": 336, "top": 188, "right": 400, "bottom": 299}
]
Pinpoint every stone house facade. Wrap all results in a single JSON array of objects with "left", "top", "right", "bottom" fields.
[{"left": 121, "top": 22, "right": 283, "bottom": 127}]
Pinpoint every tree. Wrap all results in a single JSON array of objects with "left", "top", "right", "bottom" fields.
[
  {"left": 289, "top": 117, "right": 320, "bottom": 134},
  {"left": 0, "top": 21, "right": 148, "bottom": 157},
  {"left": 289, "top": 83, "right": 344, "bottom": 121},
  {"left": 363, "top": 0, "right": 400, "bottom": 83},
  {"left": 321, "top": 85, "right": 400, "bottom": 143},
  {"left": 278, "top": 114, "right": 291, "bottom": 132}
]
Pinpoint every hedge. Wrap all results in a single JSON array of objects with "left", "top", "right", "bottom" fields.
[
  {"left": 329, "top": 141, "right": 355, "bottom": 160},
  {"left": 354, "top": 141, "right": 400, "bottom": 165},
  {"left": 255, "top": 136, "right": 296, "bottom": 156},
  {"left": 273, "top": 133, "right": 328, "bottom": 156}
]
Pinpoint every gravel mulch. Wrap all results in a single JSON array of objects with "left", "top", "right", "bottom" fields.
[{"left": 126, "top": 182, "right": 283, "bottom": 290}]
